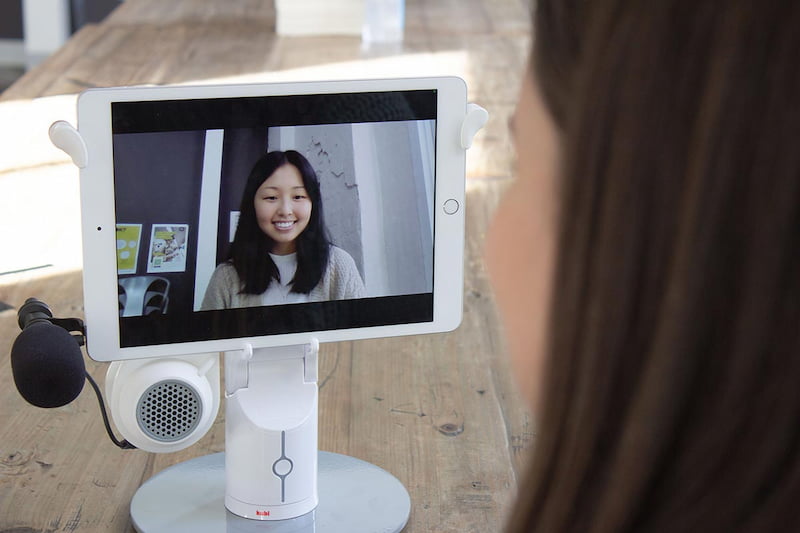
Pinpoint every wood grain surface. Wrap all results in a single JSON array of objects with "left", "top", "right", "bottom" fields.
[{"left": 0, "top": 1, "right": 533, "bottom": 531}]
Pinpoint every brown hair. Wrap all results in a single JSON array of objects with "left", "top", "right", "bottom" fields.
[{"left": 509, "top": 1, "right": 800, "bottom": 531}]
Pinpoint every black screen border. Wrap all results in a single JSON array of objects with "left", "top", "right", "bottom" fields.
[
  {"left": 112, "top": 90, "right": 438, "bottom": 133},
  {"left": 119, "top": 294, "right": 433, "bottom": 347}
]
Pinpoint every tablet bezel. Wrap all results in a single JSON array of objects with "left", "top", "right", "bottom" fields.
[{"left": 77, "top": 77, "right": 467, "bottom": 361}]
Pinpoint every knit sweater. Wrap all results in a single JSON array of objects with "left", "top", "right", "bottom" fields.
[{"left": 200, "top": 245, "right": 365, "bottom": 310}]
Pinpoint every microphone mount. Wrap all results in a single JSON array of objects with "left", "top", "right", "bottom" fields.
[
  {"left": 46, "top": 317, "right": 86, "bottom": 347},
  {"left": 17, "top": 297, "right": 86, "bottom": 347}
]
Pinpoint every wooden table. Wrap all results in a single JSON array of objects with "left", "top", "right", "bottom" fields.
[{"left": 0, "top": 1, "right": 532, "bottom": 531}]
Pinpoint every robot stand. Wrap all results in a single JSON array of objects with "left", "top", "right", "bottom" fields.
[
  {"left": 130, "top": 341, "right": 411, "bottom": 532},
  {"left": 48, "top": 101, "right": 488, "bottom": 533}
]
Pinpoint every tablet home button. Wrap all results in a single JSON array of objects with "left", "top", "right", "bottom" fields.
[{"left": 443, "top": 199, "right": 460, "bottom": 215}]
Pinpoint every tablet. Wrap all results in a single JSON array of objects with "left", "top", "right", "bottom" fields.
[{"left": 76, "top": 77, "right": 468, "bottom": 361}]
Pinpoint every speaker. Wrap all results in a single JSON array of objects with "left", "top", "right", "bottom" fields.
[{"left": 106, "top": 354, "right": 220, "bottom": 453}]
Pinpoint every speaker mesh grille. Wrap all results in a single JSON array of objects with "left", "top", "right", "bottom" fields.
[{"left": 136, "top": 380, "right": 202, "bottom": 442}]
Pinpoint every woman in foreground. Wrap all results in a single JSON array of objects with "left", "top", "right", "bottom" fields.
[{"left": 488, "top": 1, "right": 800, "bottom": 531}]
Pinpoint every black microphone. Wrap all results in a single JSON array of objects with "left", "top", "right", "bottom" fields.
[{"left": 10, "top": 298, "right": 86, "bottom": 408}]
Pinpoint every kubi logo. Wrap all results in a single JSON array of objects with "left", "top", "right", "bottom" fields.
[{"left": 256, "top": 510, "right": 270, "bottom": 517}]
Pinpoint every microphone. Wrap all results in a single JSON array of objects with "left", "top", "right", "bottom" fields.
[{"left": 10, "top": 298, "right": 86, "bottom": 408}]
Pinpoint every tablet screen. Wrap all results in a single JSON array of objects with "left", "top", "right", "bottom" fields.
[{"left": 111, "top": 90, "right": 438, "bottom": 348}]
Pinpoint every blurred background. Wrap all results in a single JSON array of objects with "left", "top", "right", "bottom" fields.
[{"left": 0, "top": 0, "right": 123, "bottom": 89}]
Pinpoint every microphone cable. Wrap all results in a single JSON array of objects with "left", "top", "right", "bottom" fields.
[{"left": 84, "top": 371, "right": 137, "bottom": 450}]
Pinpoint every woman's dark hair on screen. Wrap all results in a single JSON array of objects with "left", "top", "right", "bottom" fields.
[
  {"left": 508, "top": 1, "right": 800, "bottom": 532},
  {"left": 229, "top": 150, "right": 330, "bottom": 294}
]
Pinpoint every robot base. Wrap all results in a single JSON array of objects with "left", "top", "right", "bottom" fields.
[{"left": 131, "top": 451, "right": 410, "bottom": 533}]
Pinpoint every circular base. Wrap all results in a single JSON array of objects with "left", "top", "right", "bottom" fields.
[{"left": 131, "top": 451, "right": 410, "bottom": 533}]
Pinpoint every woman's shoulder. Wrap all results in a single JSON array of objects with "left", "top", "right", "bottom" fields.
[
  {"left": 206, "top": 261, "right": 245, "bottom": 292},
  {"left": 210, "top": 260, "right": 238, "bottom": 279},
  {"left": 328, "top": 245, "right": 356, "bottom": 264},
  {"left": 324, "top": 245, "right": 365, "bottom": 298},
  {"left": 327, "top": 246, "right": 360, "bottom": 273},
  {"left": 201, "top": 260, "right": 241, "bottom": 310}
]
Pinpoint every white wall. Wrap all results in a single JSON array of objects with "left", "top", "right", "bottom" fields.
[
  {"left": 352, "top": 120, "right": 434, "bottom": 296},
  {"left": 193, "top": 129, "right": 224, "bottom": 311}
]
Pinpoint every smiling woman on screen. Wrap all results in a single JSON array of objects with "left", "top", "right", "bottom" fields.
[{"left": 201, "top": 150, "right": 365, "bottom": 310}]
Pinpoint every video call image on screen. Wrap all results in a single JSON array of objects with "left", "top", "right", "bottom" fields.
[{"left": 111, "top": 90, "right": 438, "bottom": 348}]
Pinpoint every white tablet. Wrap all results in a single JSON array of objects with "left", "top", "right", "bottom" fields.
[{"left": 76, "top": 77, "right": 468, "bottom": 361}]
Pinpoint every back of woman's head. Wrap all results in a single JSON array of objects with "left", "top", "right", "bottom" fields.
[
  {"left": 231, "top": 150, "right": 329, "bottom": 294},
  {"left": 510, "top": 1, "right": 800, "bottom": 531}
]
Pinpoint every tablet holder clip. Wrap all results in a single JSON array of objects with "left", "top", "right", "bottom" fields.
[
  {"left": 460, "top": 103, "right": 489, "bottom": 149},
  {"left": 49, "top": 120, "right": 88, "bottom": 168}
]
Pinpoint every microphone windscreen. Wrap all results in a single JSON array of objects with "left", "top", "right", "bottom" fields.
[{"left": 10, "top": 322, "right": 86, "bottom": 408}]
